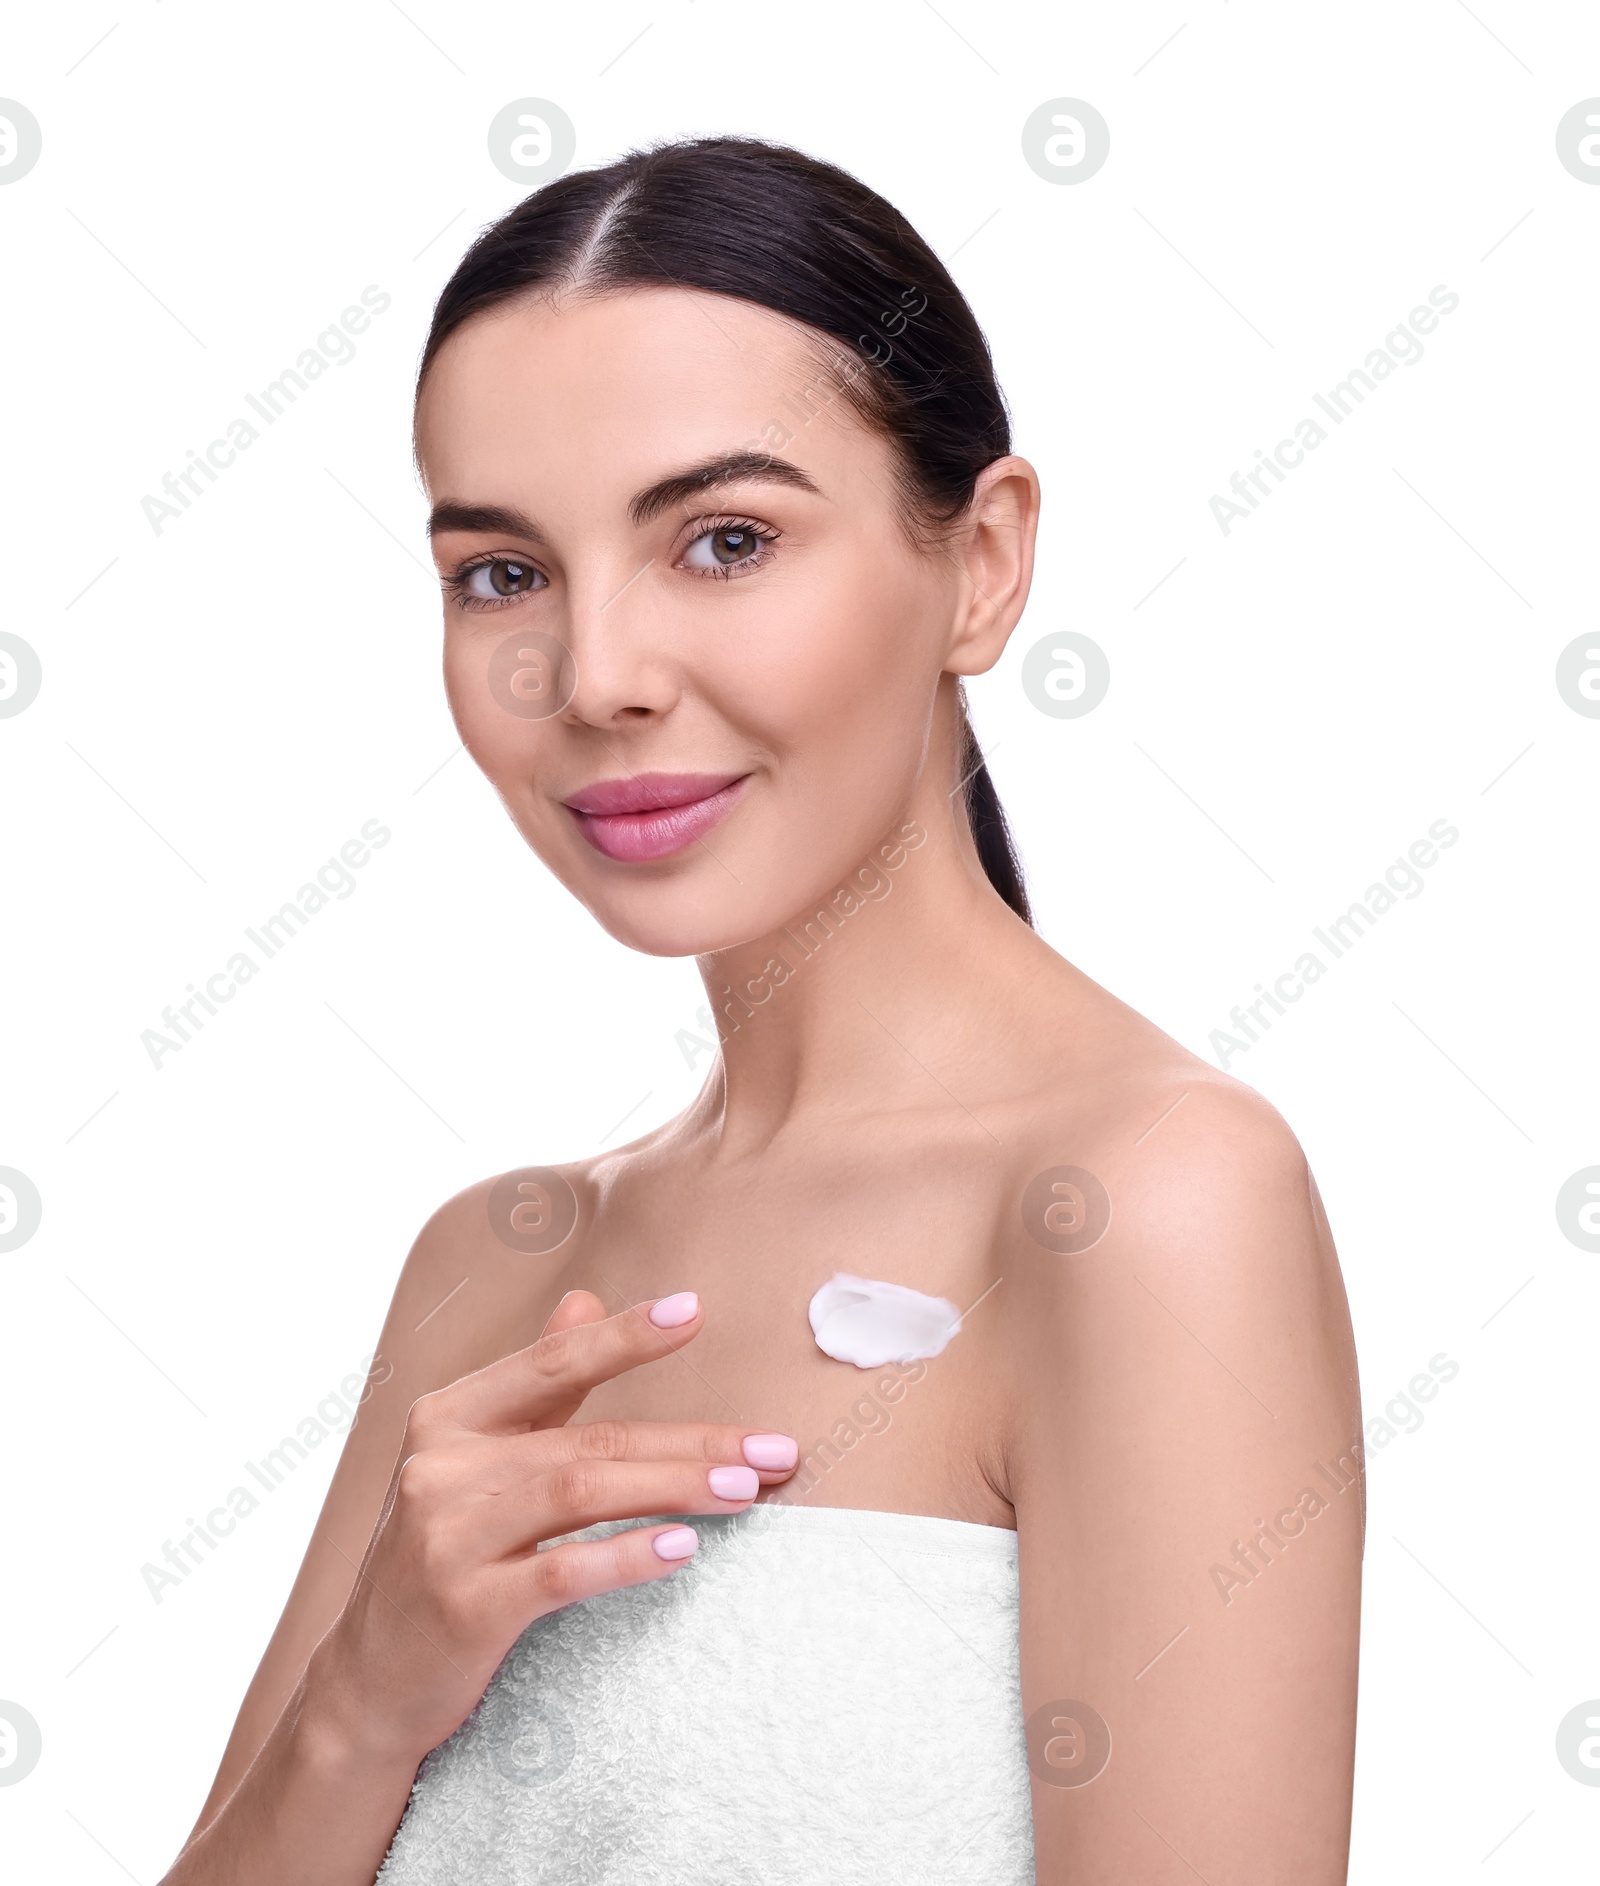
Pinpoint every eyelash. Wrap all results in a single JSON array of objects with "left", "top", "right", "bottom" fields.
[
  {"left": 442, "top": 555, "right": 546, "bottom": 614},
  {"left": 442, "top": 514, "right": 781, "bottom": 612},
  {"left": 678, "top": 514, "right": 779, "bottom": 582}
]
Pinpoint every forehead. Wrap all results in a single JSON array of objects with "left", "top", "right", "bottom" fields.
[{"left": 415, "top": 286, "right": 877, "bottom": 502}]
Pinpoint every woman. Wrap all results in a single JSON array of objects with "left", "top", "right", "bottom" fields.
[{"left": 164, "top": 137, "right": 1362, "bottom": 1884}]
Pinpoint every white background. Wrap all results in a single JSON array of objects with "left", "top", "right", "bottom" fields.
[{"left": 2, "top": 2, "right": 1597, "bottom": 1879}]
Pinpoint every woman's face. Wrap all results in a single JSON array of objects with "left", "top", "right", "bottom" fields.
[{"left": 415, "top": 286, "right": 984, "bottom": 957}]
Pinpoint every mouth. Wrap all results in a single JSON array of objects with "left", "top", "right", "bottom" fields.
[{"left": 562, "top": 771, "right": 751, "bottom": 862}]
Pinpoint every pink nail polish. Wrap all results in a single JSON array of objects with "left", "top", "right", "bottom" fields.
[
  {"left": 742, "top": 1433, "right": 799, "bottom": 1470},
  {"left": 652, "top": 1526, "right": 698, "bottom": 1560},
  {"left": 648, "top": 1292, "right": 699, "bottom": 1329},
  {"left": 709, "top": 1464, "right": 760, "bottom": 1501}
]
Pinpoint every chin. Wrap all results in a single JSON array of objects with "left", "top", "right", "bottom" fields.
[{"left": 577, "top": 879, "right": 785, "bottom": 960}]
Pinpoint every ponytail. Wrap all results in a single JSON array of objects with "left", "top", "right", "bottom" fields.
[{"left": 958, "top": 697, "right": 1032, "bottom": 925}]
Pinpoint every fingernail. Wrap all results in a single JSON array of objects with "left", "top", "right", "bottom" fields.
[
  {"left": 741, "top": 1433, "right": 798, "bottom": 1470},
  {"left": 648, "top": 1292, "right": 699, "bottom": 1329},
  {"left": 709, "top": 1464, "right": 760, "bottom": 1501},
  {"left": 652, "top": 1526, "right": 698, "bottom": 1561}
]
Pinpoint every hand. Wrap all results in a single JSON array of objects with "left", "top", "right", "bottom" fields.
[{"left": 306, "top": 1289, "right": 797, "bottom": 1765}]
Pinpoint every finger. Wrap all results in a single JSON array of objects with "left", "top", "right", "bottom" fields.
[
  {"left": 540, "top": 1289, "right": 608, "bottom": 1338},
  {"left": 549, "top": 1420, "right": 800, "bottom": 1475},
  {"left": 424, "top": 1293, "right": 707, "bottom": 1435},
  {"left": 476, "top": 1455, "right": 771, "bottom": 1560},
  {"left": 505, "top": 1521, "right": 704, "bottom": 1620},
  {"left": 448, "top": 1421, "right": 801, "bottom": 1486}
]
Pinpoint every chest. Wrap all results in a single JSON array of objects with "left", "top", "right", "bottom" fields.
[{"left": 553, "top": 1155, "right": 1017, "bottom": 1527}]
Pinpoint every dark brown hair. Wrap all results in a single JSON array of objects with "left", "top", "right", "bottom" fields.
[{"left": 417, "top": 135, "right": 1031, "bottom": 924}]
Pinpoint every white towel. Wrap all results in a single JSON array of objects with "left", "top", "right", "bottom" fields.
[{"left": 374, "top": 1502, "right": 1034, "bottom": 1885}]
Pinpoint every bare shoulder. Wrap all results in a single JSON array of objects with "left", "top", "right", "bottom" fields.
[
  {"left": 374, "top": 1108, "right": 701, "bottom": 1404},
  {"left": 376, "top": 1153, "right": 610, "bottom": 1395},
  {"left": 988, "top": 973, "right": 1358, "bottom": 1463},
  {"left": 994, "top": 957, "right": 1337, "bottom": 1281},
  {"left": 1049, "top": 1063, "right": 1333, "bottom": 1286}
]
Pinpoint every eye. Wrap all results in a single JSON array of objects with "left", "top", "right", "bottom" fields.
[
  {"left": 678, "top": 518, "right": 777, "bottom": 578},
  {"left": 451, "top": 556, "right": 548, "bottom": 608}
]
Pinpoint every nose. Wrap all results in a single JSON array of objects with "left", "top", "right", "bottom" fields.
[{"left": 558, "top": 557, "right": 682, "bottom": 728}]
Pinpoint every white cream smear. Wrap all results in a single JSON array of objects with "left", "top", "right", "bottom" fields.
[{"left": 807, "top": 1272, "right": 963, "bottom": 1369}]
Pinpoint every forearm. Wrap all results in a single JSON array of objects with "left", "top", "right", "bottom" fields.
[{"left": 162, "top": 1662, "right": 424, "bottom": 1886}]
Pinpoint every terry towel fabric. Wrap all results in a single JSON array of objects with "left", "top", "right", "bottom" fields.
[{"left": 374, "top": 1501, "right": 1035, "bottom": 1885}]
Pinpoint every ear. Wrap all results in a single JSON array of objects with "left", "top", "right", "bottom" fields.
[{"left": 943, "top": 455, "right": 1041, "bottom": 678}]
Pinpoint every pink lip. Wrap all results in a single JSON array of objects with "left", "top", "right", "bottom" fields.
[{"left": 563, "top": 771, "right": 750, "bottom": 862}]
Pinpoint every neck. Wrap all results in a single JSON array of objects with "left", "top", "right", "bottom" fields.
[{"left": 689, "top": 763, "right": 1041, "bottom": 1155}]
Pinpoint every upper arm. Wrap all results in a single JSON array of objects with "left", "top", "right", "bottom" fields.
[
  {"left": 1005, "top": 1079, "right": 1362, "bottom": 1885},
  {"left": 181, "top": 1174, "right": 568, "bottom": 1839}
]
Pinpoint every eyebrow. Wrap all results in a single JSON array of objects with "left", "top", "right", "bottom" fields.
[
  {"left": 426, "top": 451, "right": 823, "bottom": 541},
  {"left": 627, "top": 451, "right": 823, "bottom": 525},
  {"left": 427, "top": 499, "right": 547, "bottom": 541}
]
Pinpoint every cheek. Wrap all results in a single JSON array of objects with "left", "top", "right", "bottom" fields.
[
  {"left": 443, "top": 625, "right": 551, "bottom": 805},
  {"left": 443, "top": 629, "right": 503, "bottom": 763},
  {"left": 714, "top": 554, "right": 935, "bottom": 763}
]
